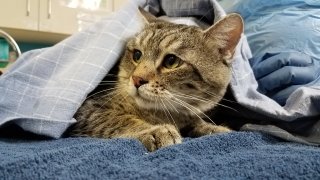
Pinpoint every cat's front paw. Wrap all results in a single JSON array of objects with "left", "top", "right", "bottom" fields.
[
  {"left": 137, "top": 124, "right": 182, "bottom": 152},
  {"left": 188, "top": 123, "right": 231, "bottom": 137}
]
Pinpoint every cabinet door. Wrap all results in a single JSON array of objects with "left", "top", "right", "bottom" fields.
[
  {"left": 39, "top": 0, "right": 114, "bottom": 35},
  {"left": 114, "top": 0, "right": 129, "bottom": 11},
  {"left": 0, "top": 0, "right": 38, "bottom": 31}
]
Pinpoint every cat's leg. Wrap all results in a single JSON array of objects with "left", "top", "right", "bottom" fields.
[
  {"left": 103, "top": 116, "right": 182, "bottom": 152},
  {"left": 131, "top": 124, "right": 182, "bottom": 152},
  {"left": 185, "top": 121, "right": 231, "bottom": 138}
]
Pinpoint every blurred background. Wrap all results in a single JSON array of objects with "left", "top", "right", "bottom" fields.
[{"left": 0, "top": 0, "right": 128, "bottom": 72}]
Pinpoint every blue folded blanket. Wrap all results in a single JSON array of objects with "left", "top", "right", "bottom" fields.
[{"left": 1, "top": 132, "right": 319, "bottom": 179}]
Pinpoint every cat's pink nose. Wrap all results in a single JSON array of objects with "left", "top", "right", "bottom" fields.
[{"left": 132, "top": 76, "right": 148, "bottom": 88}]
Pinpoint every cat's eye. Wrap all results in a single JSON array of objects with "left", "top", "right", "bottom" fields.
[
  {"left": 133, "top": 49, "right": 142, "bottom": 63},
  {"left": 162, "top": 54, "right": 182, "bottom": 69}
]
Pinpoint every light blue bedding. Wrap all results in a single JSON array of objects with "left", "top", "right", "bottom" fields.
[{"left": 0, "top": 0, "right": 319, "bottom": 144}]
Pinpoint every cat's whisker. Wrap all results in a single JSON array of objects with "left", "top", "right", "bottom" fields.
[
  {"left": 99, "top": 89, "right": 128, "bottom": 107},
  {"left": 98, "top": 83, "right": 117, "bottom": 86},
  {"left": 148, "top": 97, "right": 158, "bottom": 118},
  {"left": 172, "top": 90, "right": 213, "bottom": 101},
  {"left": 94, "top": 74, "right": 128, "bottom": 83},
  {"left": 98, "top": 83, "right": 117, "bottom": 85},
  {"left": 160, "top": 98, "right": 179, "bottom": 130},
  {"left": 79, "top": 90, "right": 121, "bottom": 114},
  {"left": 172, "top": 89, "right": 236, "bottom": 107},
  {"left": 89, "top": 90, "right": 125, "bottom": 131},
  {"left": 172, "top": 91, "right": 238, "bottom": 112},
  {"left": 80, "top": 87, "right": 125, "bottom": 114},
  {"left": 170, "top": 91, "right": 222, "bottom": 110},
  {"left": 171, "top": 96, "right": 216, "bottom": 125},
  {"left": 97, "top": 84, "right": 116, "bottom": 86},
  {"left": 163, "top": 97, "right": 179, "bottom": 113},
  {"left": 86, "top": 87, "right": 117, "bottom": 99},
  {"left": 155, "top": 97, "right": 162, "bottom": 114},
  {"left": 202, "top": 91, "right": 237, "bottom": 103},
  {"left": 171, "top": 92, "right": 211, "bottom": 104},
  {"left": 198, "top": 7, "right": 215, "bottom": 27},
  {"left": 201, "top": 90, "right": 222, "bottom": 99},
  {"left": 99, "top": 80, "right": 117, "bottom": 83},
  {"left": 215, "top": 103, "right": 239, "bottom": 113},
  {"left": 153, "top": 97, "right": 159, "bottom": 113},
  {"left": 168, "top": 97, "right": 204, "bottom": 123},
  {"left": 158, "top": 98, "right": 170, "bottom": 121},
  {"left": 103, "top": 74, "right": 125, "bottom": 78}
]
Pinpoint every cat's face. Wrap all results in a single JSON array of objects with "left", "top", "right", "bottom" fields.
[{"left": 118, "top": 9, "right": 243, "bottom": 115}]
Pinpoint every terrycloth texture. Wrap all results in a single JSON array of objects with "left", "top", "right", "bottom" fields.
[
  {"left": 0, "top": 0, "right": 319, "bottom": 144},
  {"left": 1, "top": 132, "right": 320, "bottom": 179}
]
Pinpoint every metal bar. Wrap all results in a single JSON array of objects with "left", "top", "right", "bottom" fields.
[
  {"left": 26, "top": 0, "right": 31, "bottom": 16},
  {"left": 0, "top": 29, "right": 21, "bottom": 57},
  {"left": 48, "top": 0, "right": 52, "bottom": 19}
]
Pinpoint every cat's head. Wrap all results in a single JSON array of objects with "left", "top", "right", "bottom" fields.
[{"left": 118, "top": 8, "right": 243, "bottom": 115}]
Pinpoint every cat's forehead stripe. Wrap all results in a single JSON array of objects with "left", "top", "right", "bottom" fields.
[
  {"left": 141, "top": 30, "right": 155, "bottom": 47},
  {"left": 159, "top": 34, "right": 180, "bottom": 49},
  {"left": 138, "top": 28, "right": 184, "bottom": 50},
  {"left": 136, "top": 31, "right": 148, "bottom": 46}
]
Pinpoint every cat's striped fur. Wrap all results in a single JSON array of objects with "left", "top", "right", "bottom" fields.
[{"left": 70, "top": 8, "right": 243, "bottom": 151}]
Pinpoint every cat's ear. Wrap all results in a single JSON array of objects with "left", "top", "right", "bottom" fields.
[
  {"left": 138, "top": 7, "right": 157, "bottom": 24},
  {"left": 204, "top": 13, "right": 243, "bottom": 65}
]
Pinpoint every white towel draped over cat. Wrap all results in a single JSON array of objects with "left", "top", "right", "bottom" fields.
[{"left": 0, "top": 0, "right": 319, "bottom": 144}]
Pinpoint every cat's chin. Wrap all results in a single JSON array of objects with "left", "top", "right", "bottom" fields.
[
  {"left": 126, "top": 85, "right": 158, "bottom": 109},
  {"left": 134, "top": 97, "right": 157, "bottom": 110},
  {"left": 126, "top": 88, "right": 156, "bottom": 109}
]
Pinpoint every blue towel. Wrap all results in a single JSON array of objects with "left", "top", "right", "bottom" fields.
[{"left": 1, "top": 132, "right": 320, "bottom": 179}]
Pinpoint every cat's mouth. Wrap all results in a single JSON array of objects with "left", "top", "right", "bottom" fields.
[
  {"left": 130, "top": 85, "right": 166, "bottom": 109},
  {"left": 126, "top": 79, "right": 172, "bottom": 109},
  {"left": 133, "top": 92, "right": 158, "bottom": 109},
  {"left": 135, "top": 89, "right": 157, "bottom": 102}
]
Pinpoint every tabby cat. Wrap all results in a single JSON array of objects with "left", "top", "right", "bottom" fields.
[{"left": 70, "top": 8, "right": 243, "bottom": 151}]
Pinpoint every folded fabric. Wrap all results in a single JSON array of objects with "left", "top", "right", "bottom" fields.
[
  {"left": 0, "top": 0, "right": 147, "bottom": 138},
  {"left": 252, "top": 52, "right": 320, "bottom": 105},
  {"left": 226, "top": 0, "right": 320, "bottom": 105},
  {"left": 224, "top": 0, "right": 320, "bottom": 143}
]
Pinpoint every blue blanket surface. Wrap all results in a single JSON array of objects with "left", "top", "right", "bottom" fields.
[{"left": 1, "top": 132, "right": 319, "bottom": 179}]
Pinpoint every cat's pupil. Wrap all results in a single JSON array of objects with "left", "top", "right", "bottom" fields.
[
  {"left": 186, "top": 83, "right": 196, "bottom": 89},
  {"left": 133, "top": 49, "right": 142, "bottom": 62},
  {"left": 163, "top": 54, "right": 180, "bottom": 69},
  {"left": 166, "top": 55, "right": 176, "bottom": 65}
]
